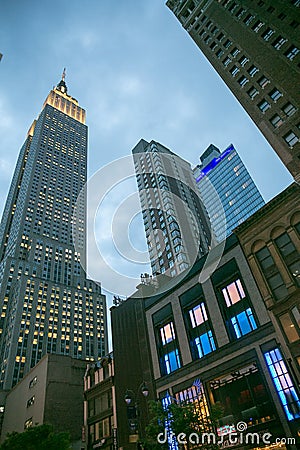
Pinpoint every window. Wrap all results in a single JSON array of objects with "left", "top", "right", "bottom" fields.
[
  {"left": 230, "top": 65, "right": 239, "bottom": 77},
  {"left": 264, "top": 348, "right": 300, "bottom": 421},
  {"left": 222, "top": 279, "right": 245, "bottom": 306},
  {"left": 252, "top": 20, "right": 264, "bottom": 32},
  {"left": 247, "top": 86, "right": 259, "bottom": 99},
  {"left": 223, "top": 56, "right": 231, "bottom": 67},
  {"left": 216, "top": 49, "right": 224, "bottom": 58},
  {"left": 275, "top": 233, "right": 300, "bottom": 285},
  {"left": 279, "top": 308, "right": 300, "bottom": 343},
  {"left": 283, "top": 131, "right": 299, "bottom": 147},
  {"left": 29, "top": 376, "right": 37, "bottom": 388},
  {"left": 282, "top": 102, "right": 297, "bottom": 116},
  {"left": 217, "top": 32, "right": 225, "bottom": 42},
  {"left": 220, "top": 278, "right": 257, "bottom": 340},
  {"left": 27, "top": 396, "right": 35, "bottom": 408},
  {"left": 24, "top": 418, "right": 33, "bottom": 429},
  {"left": 255, "top": 247, "right": 288, "bottom": 300},
  {"left": 239, "top": 55, "right": 249, "bottom": 66},
  {"left": 258, "top": 99, "right": 271, "bottom": 112},
  {"left": 270, "top": 114, "right": 284, "bottom": 128},
  {"left": 248, "top": 65, "right": 259, "bottom": 76},
  {"left": 262, "top": 28, "right": 275, "bottom": 41},
  {"left": 236, "top": 8, "right": 246, "bottom": 19},
  {"left": 272, "top": 36, "right": 288, "bottom": 50},
  {"left": 285, "top": 45, "right": 300, "bottom": 60},
  {"left": 224, "top": 39, "right": 232, "bottom": 49},
  {"left": 157, "top": 320, "right": 181, "bottom": 375},
  {"left": 186, "top": 302, "right": 216, "bottom": 360},
  {"left": 243, "top": 14, "right": 255, "bottom": 26},
  {"left": 257, "top": 75, "right": 270, "bottom": 88},
  {"left": 238, "top": 75, "right": 249, "bottom": 87},
  {"left": 230, "top": 47, "right": 240, "bottom": 57},
  {"left": 269, "top": 88, "right": 283, "bottom": 102}
]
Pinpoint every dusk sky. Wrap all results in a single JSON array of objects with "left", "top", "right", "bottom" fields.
[{"left": 0, "top": 0, "right": 293, "bottom": 301}]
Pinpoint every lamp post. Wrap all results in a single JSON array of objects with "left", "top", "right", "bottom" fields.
[{"left": 124, "top": 382, "right": 149, "bottom": 443}]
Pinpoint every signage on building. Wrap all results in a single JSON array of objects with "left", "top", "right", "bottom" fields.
[{"left": 113, "top": 427, "right": 118, "bottom": 450}]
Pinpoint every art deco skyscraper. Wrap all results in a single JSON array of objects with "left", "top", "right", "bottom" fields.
[
  {"left": 0, "top": 72, "right": 108, "bottom": 389},
  {"left": 166, "top": 0, "right": 300, "bottom": 181},
  {"left": 193, "top": 143, "right": 265, "bottom": 242},
  {"left": 132, "top": 139, "right": 211, "bottom": 277}
]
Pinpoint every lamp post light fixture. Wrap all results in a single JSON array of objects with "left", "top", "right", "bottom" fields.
[{"left": 124, "top": 382, "right": 149, "bottom": 442}]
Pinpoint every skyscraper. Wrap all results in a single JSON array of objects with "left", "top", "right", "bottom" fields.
[
  {"left": 193, "top": 143, "right": 265, "bottom": 241},
  {"left": 166, "top": 0, "right": 300, "bottom": 181},
  {"left": 132, "top": 139, "right": 211, "bottom": 277},
  {"left": 0, "top": 72, "right": 107, "bottom": 390}
]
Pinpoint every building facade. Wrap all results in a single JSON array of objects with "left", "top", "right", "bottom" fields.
[
  {"left": 235, "top": 182, "right": 300, "bottom": 437},
  {"left": 1, "top": 354, "right": 87, "bottom": 449},
  {"left": 0, "top": 73, "right": 107, "bottom": 390},
  {"left": 143, "top": 234, "right": 300, "bottom": 448},
  {"left": 83, "top": 354, "right": 116, "bottom": 450},
  {"left": 132, "top": 139, "right": 211, "bottom": 277},
  {"left": 166, "top": 0, "right": 300, "bottom": 181},
  {"left": 193, "top": 143, "right": 265, "bottom": 242}
]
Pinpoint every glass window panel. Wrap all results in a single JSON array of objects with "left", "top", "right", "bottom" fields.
[
  {"left": 279, "top": 313, "right": 299, "bottom": 343},
  {"left": 292, "top": 306, "right": 300, "bottom": 327}
]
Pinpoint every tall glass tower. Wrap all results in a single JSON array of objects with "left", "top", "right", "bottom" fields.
[
  {"left": 193, "top": 143, "right": 265, "bottom": 242},
  {"left": 0, "top": 72, "right": 107, "bottom": 389}
]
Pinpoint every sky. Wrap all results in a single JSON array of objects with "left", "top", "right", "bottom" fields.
[{"left": 0, "top": 0, "right": 293, "bottom": 304}]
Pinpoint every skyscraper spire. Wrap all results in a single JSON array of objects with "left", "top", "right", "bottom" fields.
[{"left": 56, "top": 67, "right": 67, "bottom": 94}]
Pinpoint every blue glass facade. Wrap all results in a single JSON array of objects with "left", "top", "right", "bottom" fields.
[{"left": 194, "top": 144, "right": 265, "bottom": 242}]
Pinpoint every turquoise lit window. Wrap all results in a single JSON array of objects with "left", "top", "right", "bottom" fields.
[
  {"left": 264, "top": 348, "right": 300, "bottom": 421},
  {"left": 231, "top": 308, "right": 257, "bottom": 338}
]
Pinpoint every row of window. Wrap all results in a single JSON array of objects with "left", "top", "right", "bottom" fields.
[{"left": 156, "top": 274, "right": 258, "bottom": 376}]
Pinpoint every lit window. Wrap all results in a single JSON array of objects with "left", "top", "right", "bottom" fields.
[
  {"left": 283, "top": 131, "right": 299, "bottom": 147},
  {"left": 231, "top": 308, "right": 257, "bottom": 338},
  {"left": 189, "top": 303, "right": 208, "bottom": 327},
  {"left": 258, "top": 99, "right": 271, "bottom": 112},
  {"left": 264, "top": 348, "right": 300, "bottom": 421},
  {"left": 24, "top": 418, "right": 33, "bottom": 429},
  {"left": 285, "top": 45, "right": 300, "bottom": 60},
  {"left": 160, "top": 322, "right": 175, "bottom": 345},
  {"left": 194, "top": 331, "right": 216, "bottom": 358},
  {"left": 222, "top": 279, "right": 245, "bottom": 307}
]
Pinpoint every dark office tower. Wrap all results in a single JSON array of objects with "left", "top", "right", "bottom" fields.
[
  {"left": 166, "top": 0, "right": 300, "bottom": 181},
  {"left": 193, "top": 143, "right": 265, "bottom": 242},
  {"left": 132, "top": 139, "right": 211, "bottom": 277},
  {"left": 0, "top": 72, "right": 108, "bottom": 390}
]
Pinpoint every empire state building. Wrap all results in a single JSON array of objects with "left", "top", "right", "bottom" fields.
[{"left": 0, "top": 72, "right": 108, "bottom": 389}]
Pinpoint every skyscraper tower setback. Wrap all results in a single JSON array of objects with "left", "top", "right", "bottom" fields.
[
  {"left": 0, "top": 72, "right": 108, "bottom": 390},
  {"left": 133, "top": 139, "right": 211, "bottom": 277},
  {"left": 166, "top": 0, "right": 300, "bottom": 181}
]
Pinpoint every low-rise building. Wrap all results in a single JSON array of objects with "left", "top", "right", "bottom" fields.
[
  {"left": 1, "top": 353, "right": 86, "bottom": 449},
  {"left": 83, "top": 353, "right": 116, "bottom": 450}
]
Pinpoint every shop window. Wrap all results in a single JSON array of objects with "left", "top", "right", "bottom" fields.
[{"left": 264, "top": 348, "right": 300, "bottom": 421}]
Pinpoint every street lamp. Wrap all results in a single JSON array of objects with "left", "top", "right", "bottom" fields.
[{"left": 124, "top": 382, "right": 149, "bottom": 442}]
